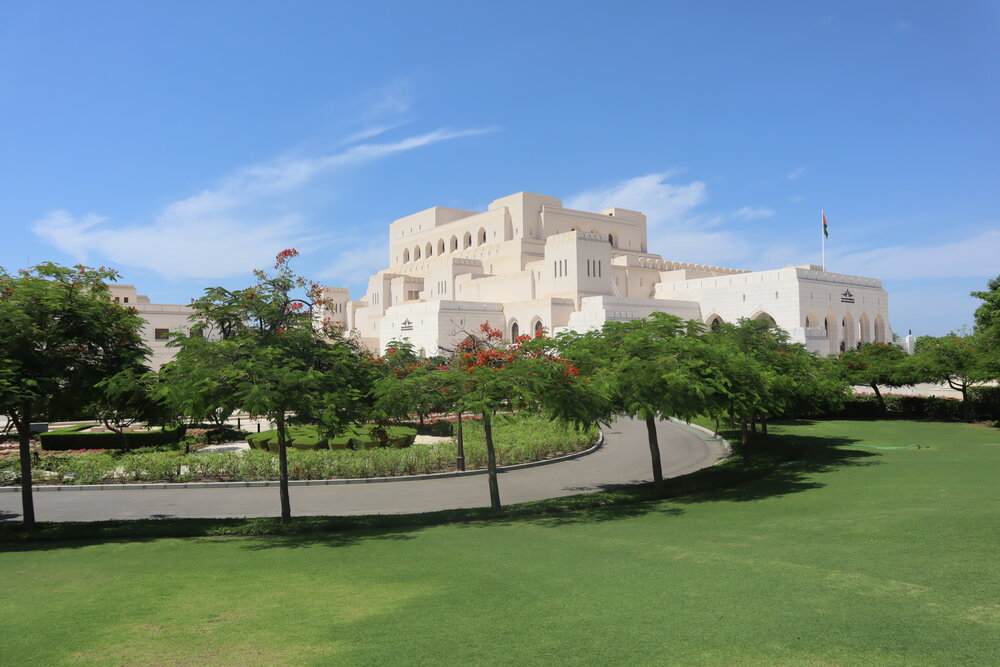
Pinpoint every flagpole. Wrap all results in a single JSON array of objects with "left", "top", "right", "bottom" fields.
[{"left": 821, "top": 209, "right": 826, "bottom": 271}]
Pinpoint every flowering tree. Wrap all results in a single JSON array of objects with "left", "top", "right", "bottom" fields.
[
  {"left": 0, "top": 262, "right": 148, "bottom": 526},
  {"left": 176, "top": 250, "right": 371, "bottom": 523},
  {"left": 444, "top": 323, "right": 602, "bottom": 510}
]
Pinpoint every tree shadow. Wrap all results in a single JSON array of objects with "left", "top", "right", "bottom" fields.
[{"left": 235, "top": 525, "right": 421, "bottom": 551}]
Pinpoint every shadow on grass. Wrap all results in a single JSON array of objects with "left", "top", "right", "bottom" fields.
[{"left": 0, "top": 426, "right": 887, "bottom": 550}]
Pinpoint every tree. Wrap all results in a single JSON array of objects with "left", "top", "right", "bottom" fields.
[
  {"left": 91, "top": 367, "right": 166, "bottom": 449},
  {"left": 178, "top": 250, "right": 371, "bottom": 523},
  {"left": 838, "top": 342, "right": 919, "bottom": 413},
  {"left": 971, "top": 275, "right": 1000, "bottom": 371},
  {"left": 428, "top": 323, "right": 600, "bottom": 510},
  {"left": 708, "top": 319, "right": 845, "bottom": 462},
  {"left": 911, "top": 332, "right": 995, "bottom": 420},
  {"left": 156, "top": 333, "right": 241, "bottom": 429},
  {"left": 564, "top": 313, "right": 725, "bottom": 487},
  {"left": 0, "top": 263, "right": 148, "bottom": 527}
]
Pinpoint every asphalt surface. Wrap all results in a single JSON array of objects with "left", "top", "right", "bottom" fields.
[{"left": 0, "top": 417, "right": 727, "bottom": 523}]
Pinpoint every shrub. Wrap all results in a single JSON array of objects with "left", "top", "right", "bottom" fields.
[{"left": 39, "top": 427, "right": 186, "bottom": 451}]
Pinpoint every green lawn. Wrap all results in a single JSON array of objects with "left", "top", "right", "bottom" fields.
[{"left": 2, "top": 419, "right": 998, "bottom": 665}]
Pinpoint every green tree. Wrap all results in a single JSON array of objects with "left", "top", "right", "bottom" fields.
[
  {"left": 91, "top": 367, "right": 166, "bottom": 449},
  {"left": 971, "top": 275, "right": 1000, "bottom": 370},
  {"left": 708, "top": 319, "right": 845, "bottom": 462},
  {"left": 180, "top": 250, "right": 371, "bottom": 523},
  {"left": 156, "top": 333, "right": 241, "bottom": 429},
  {"left": 564, "top": 313, "right": 724, "bottom": 487},
  {"left": 838, "top": 342, "right": 918, "bottom": 412},
  {"left": 435, "top": 323, "right": 600, "bottom": 510},
  {"left": 912, "top": 332, "right": 995, "bottom": 420},
  {"left": 0, "top": 263, "right": 148, "bottom": 526}
]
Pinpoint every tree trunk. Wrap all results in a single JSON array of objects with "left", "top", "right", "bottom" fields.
[
  {"left": 750, "top": 415, "right": 757, "bottom": 434},
  {"left": 482, "top": 411, "right": 501, "bottom": 511},
  {"left": 455, "top": 410, "right": 465, "bottom": 472},
  {"left": 15, "top": 408, "right": 35, "bottom": 528},
  {"left": 276, "top": 412, "right": 292, "bottom": 524},
  {"left": 741, "top": 421, "right": 750, "bottom": 466},
  {"left": 761, "top": 415, "right": 768, "bottom": 438},
  {"left": 871, "top": 384, "right": 886, "bottom": 413},
  {"left": 644, "top": 415, "right": 664, "bottom": 489}
]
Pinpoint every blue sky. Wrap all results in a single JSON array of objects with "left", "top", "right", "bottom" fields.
[{"left": 1, "top": 1, "right": 997, "bottom": 336}]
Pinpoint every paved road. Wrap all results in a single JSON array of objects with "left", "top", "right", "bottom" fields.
[{"left": 0, "top": 417, "right": 727, "bottom": 523}]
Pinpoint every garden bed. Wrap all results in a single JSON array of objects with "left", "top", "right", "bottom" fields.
[{"left": 1, "top": 415, "right": 598, "bottom": 486}]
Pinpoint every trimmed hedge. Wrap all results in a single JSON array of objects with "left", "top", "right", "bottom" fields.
[
  {"left": 247, "top": 425, "right": 418, "bottom": 452},
  {"left": 798, "top": 389, "right": 1000, "bottom": 422},
  {"left": 40, "top": 426, "right": 186, "bottom": 451}
]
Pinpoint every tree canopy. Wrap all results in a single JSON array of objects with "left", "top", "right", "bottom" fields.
[{"left": 0, "top": 262, "right": 148, "bottom": 526}]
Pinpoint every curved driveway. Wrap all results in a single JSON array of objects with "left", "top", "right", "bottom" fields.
[{"left": 0, "top": 417, "right": 727, "bottom": 523}]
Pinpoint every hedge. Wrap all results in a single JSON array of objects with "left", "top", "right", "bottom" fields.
[
  {"left": 39, "top": 426, "right": 186, "bottom": 451},
  {"left": 798, "top": 389, "right": 1000, "bottom": 422},
  {"left": 246, "top": 425, "right": 418, "bottom": 452}
]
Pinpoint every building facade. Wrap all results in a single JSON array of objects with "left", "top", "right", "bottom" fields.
[
  {"left": 108, "top": 285, "right": 195, "bottom": 368},
  {"left": 317, "top": 191, "right": 892, "bottom": 356}
]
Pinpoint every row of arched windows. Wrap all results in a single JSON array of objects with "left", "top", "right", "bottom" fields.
[
  {"left": 400, "top": 228, "right": 490, "bottom": 263},
  {"left": 510, "top": 319, "right": 545, "bottom": 340}
]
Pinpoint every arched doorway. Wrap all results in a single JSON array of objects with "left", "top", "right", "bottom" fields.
[{"left": 510, "top": 321, "right": 520, "bottom": 340}]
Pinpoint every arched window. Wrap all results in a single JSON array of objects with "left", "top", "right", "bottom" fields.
[
  {"left": 414, "top": 246, "right": 421, "bottom": 260},
  {"left": 463, "top": 232, "right": 472, "bottom": 249},
  {"left": 402, "top": 248, "right": 410, "bottom": 263},
  {"left": 450, "top": 236, "right": 458, "bottom": 252},
  {"left": 478, "top": 228, "right": 487, "bottom": 245},
  {"left": 425, "top": 242, "right": 433, "bottom": 258},
  {"left": 534, "top": 320, "right": 544, "bottom": 336},
  {"left": 608, "top": 233, "right": 614, "bottom": 245},
  {"left": 510, "top": 321, "right": 520, "bottom": 340},
  {"left": 753, "top": 312, "right": 777, "bottom": 327},
  {"left": 438, "top": 239, "right": 445, "bottom": 255}
]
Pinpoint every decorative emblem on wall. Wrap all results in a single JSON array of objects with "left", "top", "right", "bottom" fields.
[
  {"left": 400, "top": 318, "right": 413, "bottom": 331},
  {"left": 840, "top": 289, "right": 855, "bottom": 304}
]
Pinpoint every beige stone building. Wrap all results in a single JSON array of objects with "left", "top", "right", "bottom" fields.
[
  {"left": 108, "top": 285, "right": 194, "bottom": 368},
  {"left": 318, "top": 191, "right": 892, "bottom": 356}
]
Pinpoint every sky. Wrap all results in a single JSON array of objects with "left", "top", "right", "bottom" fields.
[{"left": 1, "top": 1, "right": 997, "bottom": 336}]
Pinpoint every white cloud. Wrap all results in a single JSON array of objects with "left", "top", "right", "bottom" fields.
[
  {"left": 787, "top": 167, "right": 806, "bottom": 180},
  {"left": 566, "top": 172, "right": 755, "bottom": 267},
  {"left": 32, "top": 126, "right": 495, "bottom": 280},
  {"left": 733, "top": 206, "right": 775, "bottom": 220},
  {"left": 318, "top": 239, "right": 387, "bottom": 283},
  {"left": 831, "top": 229, "right": 1000, "bottom": 280},
  {"left": 565, "top": 172, "right": 706, "bottom": 229}
]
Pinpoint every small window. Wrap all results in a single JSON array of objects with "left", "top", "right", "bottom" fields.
[
  {"left": 154, "top": 328, "right": 170, "bottom": 340},
  {"left": 123, "top": 297, "right": 129, "bottom": 303}
]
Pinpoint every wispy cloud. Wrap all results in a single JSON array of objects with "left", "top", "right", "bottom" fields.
[
  {"left": 733, "top": 206, "right": 775, "bottom": 220},
  {"left": 565, "top": 171, "right": 706, "bottom": 229},
  {"left": 33, "top": 126, "right": 496, "bottom": 280},
  {"left": 787, "top": 167, "right": 806, "bottom": 180},
  {"left": 319, "top": 238, "right": 387, "bottom": 283},
  {"left": 832, "top": 229, "right": 1000, "bottom": 280},
  {"left": 566, "top": 172, "right": 749, "bottom": 266}
]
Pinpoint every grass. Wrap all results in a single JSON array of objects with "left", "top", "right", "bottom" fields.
[{"left": 1, "top": 419, "right": 998, "bottom": 665}]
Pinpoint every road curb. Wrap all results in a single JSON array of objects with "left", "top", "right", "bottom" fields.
[{"left": 2, "top": 432, "right": 605, "bottom": 493}]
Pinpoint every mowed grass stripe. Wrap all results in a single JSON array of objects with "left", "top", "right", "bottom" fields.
[{"left": 1, "top": 420, "right": 997, "bottom": 665}]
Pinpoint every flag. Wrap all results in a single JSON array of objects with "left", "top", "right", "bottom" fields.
[{"left": 822, "top": 210, "right": 829, "bottom": 238}]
